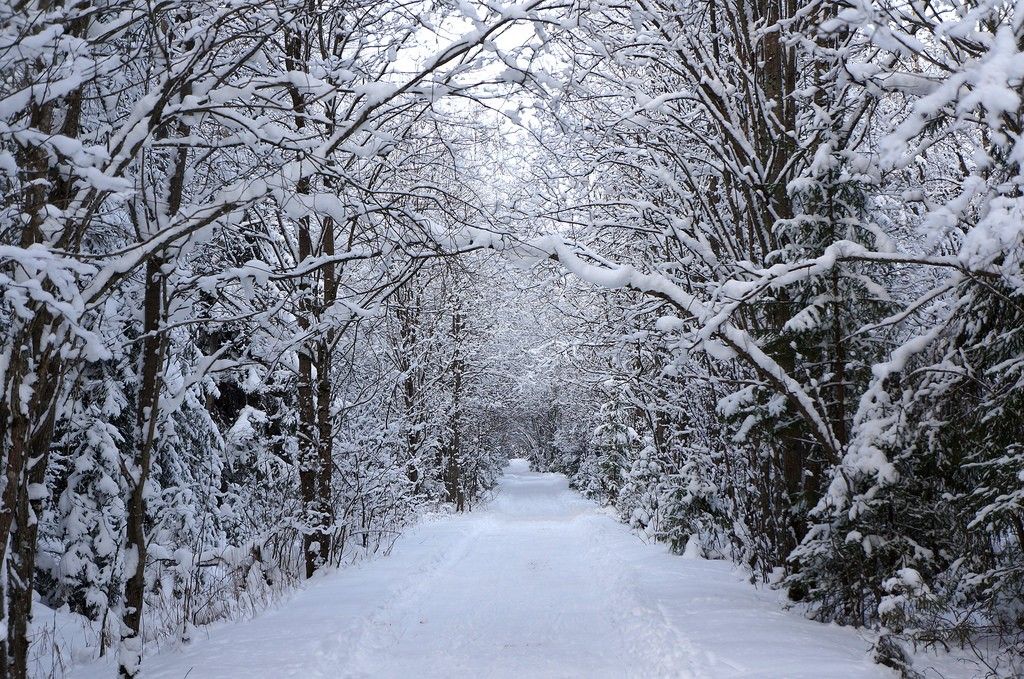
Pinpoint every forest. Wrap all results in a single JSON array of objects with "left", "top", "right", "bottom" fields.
[{"left": 1, "top": 0, "right": 1023, "bottom": 676}]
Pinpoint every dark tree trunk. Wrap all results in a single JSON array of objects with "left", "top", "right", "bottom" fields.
[
  {"left": 446, "top": 306, "right": 466, "bottom": 511},
  {"left": 119, "top": 256, "right": 167, "bottom": 678},
  {"left": 1, "top": 27, "right": 85, "bottom": 670},
  {"left": 118, "top": 67, "right": 189, "bottom": 672},
  {"left": 285, "top": 13, "right": 334, "bottom": 578}
]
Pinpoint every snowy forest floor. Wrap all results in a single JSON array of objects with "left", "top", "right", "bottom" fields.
[{"left": 65, "top": 461, "right": 971, "bottom": 678}]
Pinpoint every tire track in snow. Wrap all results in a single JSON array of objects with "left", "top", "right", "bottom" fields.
[
  {"left": 577, "top": 515, "right": 705, "bottom": 679},
  {"left": 337, "top": 514, "right": 495, "bottom": 677}
]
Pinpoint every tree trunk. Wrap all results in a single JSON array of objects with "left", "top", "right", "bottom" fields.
[
  {"left": 284, "top": 14, "right": 334, "bottom": 578},
  {"left": 295, "top": 212, "right": 327, "bottom": 577},
  {"left": 396, "top": 288, "right": 423, "bottom": 487},
  {"left": 446, "top": 305, "right": 466, "bottom": 511},
  {"left": 5, "top": 355, "right": 60, "bottom": 679},
  {"left": 1, "top": 28, "right": 85, "bottom": 670},
  {"left": 118, "top": 64, "right": 189, "bottom": 672},
  {"left": 118, "top": 256, "right": 166, "bottom": 678},
  {"left": 314, "top": 212, "right": 336, "bottom": 566}
]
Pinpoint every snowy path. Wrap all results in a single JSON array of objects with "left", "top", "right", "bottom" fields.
[{"left": 76, "top": 461, "right": 892, "bottom": 678}]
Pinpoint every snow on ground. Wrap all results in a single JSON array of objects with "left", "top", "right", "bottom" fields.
[{"left": 73, "top": 460, "right": 899, "bottom": 678}]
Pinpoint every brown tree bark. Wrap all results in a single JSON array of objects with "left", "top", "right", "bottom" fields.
[
  {"left": 119, "top": 256, "right": 167, "bottom": 678},
  {"left": 285, "top": 8, "right": 336, "bottom": 578},
  {"left": 118, "top": 69, "right": 190, "bottom": 674},
  {"left": 396, "top": 287, "right": 424, "bottom": 487},
  {"left": 314, "top": 211, "right": 337, "bottom": 567},
  {"left": 446, "top": 305, "right": 466, "bottom": 512},
  {"left": 2, "top": 15, "right": 87, "bottom": 670}
]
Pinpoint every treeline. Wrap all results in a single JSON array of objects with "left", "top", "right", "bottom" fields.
[{"left": 517, "top": 0, "right": 1024, "bottom": 675}]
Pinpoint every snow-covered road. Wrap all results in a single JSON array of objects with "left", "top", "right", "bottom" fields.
[{"left": 76, "top": 460, "right": 893, "bottom": 678}]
